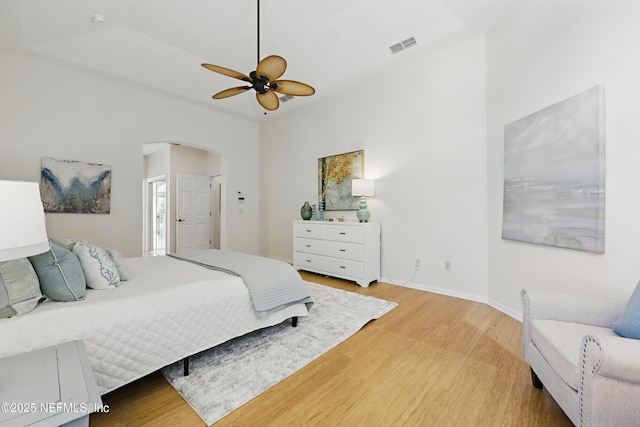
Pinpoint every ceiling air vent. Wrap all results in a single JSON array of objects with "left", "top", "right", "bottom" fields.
[
  {"left": 389, "top": 36, "right": 417, "bottom": 54},
  {"left": 279, "top": 94, "right": 294, "bottom": 103},
  {"left": 390, "top": 42, "right": 404, "bottom": 55}
]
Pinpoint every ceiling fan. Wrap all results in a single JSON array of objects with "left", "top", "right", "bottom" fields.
[{"left": 201, "top": 0, "right": 315, "bottom": 111}]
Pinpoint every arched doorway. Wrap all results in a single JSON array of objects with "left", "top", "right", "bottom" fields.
[{"left": 143, "top": 142, "right": 223, "bottom": 255}]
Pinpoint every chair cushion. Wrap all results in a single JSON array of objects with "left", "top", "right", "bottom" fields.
[
  {"left": 531, "top": 319, "right": 617, "bottom": 390},
  {"left": 613, "top": 281, "right": 640, "bottom": 339}
]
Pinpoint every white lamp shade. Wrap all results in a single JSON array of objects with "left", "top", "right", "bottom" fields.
[
  {"left": 0, "top": 181, "right": 49, "bottom": 262},
  {"left": 351, "top": 179, "right": 375, "bottom": 197}
]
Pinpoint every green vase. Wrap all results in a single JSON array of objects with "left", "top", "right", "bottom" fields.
[{"left": 300, "top": 201, "right": 312, "bottom": 220}]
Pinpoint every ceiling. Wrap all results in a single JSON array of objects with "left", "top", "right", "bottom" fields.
[{"left": 0, "top": 0, "right": 519, "bottom": 121}]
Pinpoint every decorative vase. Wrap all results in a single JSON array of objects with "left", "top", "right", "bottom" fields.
[
  {"left": 311, "top": 204, "right": 317, "bottom": 221},
  {"left": 356, "top": 196, "right": 370, "bottom": 222},
  {"left": 300, "top": 201, "right": 312, "bottom": 220},
  {"left": 319, "top": 201, "right": 325, "bottom": 221}
]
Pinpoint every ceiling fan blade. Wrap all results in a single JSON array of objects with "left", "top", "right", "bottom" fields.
[
  {"left": 213, "top": 86, "right": 252, "bottom": 99},
  {"left": 255, "top": 55, "right": 287, "bottom": 82},
  {"left": 256, "top": 90, "right": 279, "bottom": 111},
  {"left": 202, "top": 63, "right": 251, "bottom": 82},
  {"left": 273, "top": 80, "right": 316, "bottom": 96}
]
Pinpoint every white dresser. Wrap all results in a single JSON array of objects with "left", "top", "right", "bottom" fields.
[{"left": 293, "top": 220, "right": 380, "bottom": 287}]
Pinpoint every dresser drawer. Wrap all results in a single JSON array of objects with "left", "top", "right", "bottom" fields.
[
  {"left": 324, "top": 257, "right": 364, "bottom": 279},
  {"left": 293, "top": 220, "right": 379, "bottom": 288},
  {"left": 294, "top": 252, "right": 327, "bottom": 271},
  {"left": 325, "top": 225, "right": 364, "bottom": 243},
  {"left": 323, "top": 240, "right": 364, "bottom": 261},
  {"left": 293, "top": 222, "right": 325, "bottom": 239},
  {"left": 294, "top": 237, "right": 325, "bottom": 255}
]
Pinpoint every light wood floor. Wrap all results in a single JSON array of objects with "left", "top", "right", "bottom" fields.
[{"left": 90, "top": 272, "right": 573, "bottom": 426}]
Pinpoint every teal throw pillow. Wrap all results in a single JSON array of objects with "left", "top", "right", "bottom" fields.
[
  {"left": 49, "top": 237, "right": 71, "bottom": 250},
  {"left": 29, "top": 240, "right": 86, "bottom": 302},
  {"left": 613, "top": 281, "right": 640, "bottom": 339}
]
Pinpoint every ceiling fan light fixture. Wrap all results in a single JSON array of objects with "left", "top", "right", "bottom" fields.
[{"left": 201, "top": 1, "right": 314, "bottom": 111}]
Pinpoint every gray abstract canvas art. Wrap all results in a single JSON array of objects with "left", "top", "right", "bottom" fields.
[
  {"left": 502, "top": 85, "right": 605, "bottom": 253},
  {"left": 40, "top": 157, "right": 112, "bottom": 214}
]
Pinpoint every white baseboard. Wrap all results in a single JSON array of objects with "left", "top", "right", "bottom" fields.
[
  {"left": 487, "top": 298, "right": 522, "bottom": 322},
  {"left": 279, "top": 264, "right": 524, "bottom": 322},
  {"left": 381, "top": 276, "right": 522, "bottom": 322}
]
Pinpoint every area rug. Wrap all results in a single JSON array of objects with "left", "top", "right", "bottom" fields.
[{"left": 161, "top": 282, "right": 397, "bottom": 425}]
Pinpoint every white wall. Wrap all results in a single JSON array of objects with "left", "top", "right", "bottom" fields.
[
  {"left": 261, "top": 0, "right": 640, "bottom": 318},
  {"left": 0, "top": 49, "right": 260, "bottom": 257},
  {"left": 260, "top": 35, "right": 489, "bottom": 302},
  {"left": 144, "top": 145, "right": 171, "bottom": 180},
  {"left": 487, "top": 0, "right": 640, "bottom": 313}
]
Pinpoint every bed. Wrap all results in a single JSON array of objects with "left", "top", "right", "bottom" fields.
[{"left": 0, "top": 251, "right": 312, "bottom": 395}]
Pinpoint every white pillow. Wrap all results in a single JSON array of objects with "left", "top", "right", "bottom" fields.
[
  {"left": 105, "top": 248, "right": 132, "bottom": 281},
  {"left": 72, "top": 242, "right": 120, "bottom": 289}
]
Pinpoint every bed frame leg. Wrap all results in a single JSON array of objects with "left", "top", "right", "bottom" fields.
[
  {"left": 531, "top": 368, "right": 542, "bottom": 389},
  {"left": 292, "top": 316, "right": 298, "bottom": 327},
  {"left": 184, "top": 357, "right": 190, "bottom": 376}
]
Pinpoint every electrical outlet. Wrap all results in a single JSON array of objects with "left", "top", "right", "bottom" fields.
[
  {"left": 444, "top": 261, "right": 451, "bottom": 271},
  {"left": 415, "top": 259, "right": 420, "bottom": 267}
]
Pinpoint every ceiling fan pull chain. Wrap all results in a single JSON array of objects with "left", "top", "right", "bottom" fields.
[{"left": 257, "top": 0, "right": 261, "bottom": 65}]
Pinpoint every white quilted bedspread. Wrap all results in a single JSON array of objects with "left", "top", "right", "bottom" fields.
[{"left": 0, "top": 256, "right": 309, "bottom": 394}]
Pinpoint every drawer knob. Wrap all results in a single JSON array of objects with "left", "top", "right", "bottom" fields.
[
  {"left": 339, "top": 249, "right": 346, "bottom": 252},
  {"left": 306, "top": 244, "right": 311, "bottom": 248},
  {"left": 306, "top": 259, "right": 312, "bottom": 263},
  {"left": 306, "top": 229, "right": 312, "bottom": 232},
  {"left": 339, "top": 265, "right": 346, "bottom": 269},
  {"left": 339, "top": 232, "right": 346, "bottom": 235}
]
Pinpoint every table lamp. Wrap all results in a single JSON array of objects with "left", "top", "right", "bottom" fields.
[
  {"left": 351, "top": 179, "right": 375, "bottom": 223},
  {"left": 0, "top": 180, "right": 49, "bottom": 262}
]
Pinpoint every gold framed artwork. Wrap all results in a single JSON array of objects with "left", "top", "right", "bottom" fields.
[{"left": 318, "top": 150, "right": 363, "bottom": 211}]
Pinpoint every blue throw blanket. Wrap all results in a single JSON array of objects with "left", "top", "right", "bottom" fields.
[{"left": 168, "top": 250, "right": 313, "bottom": 318}]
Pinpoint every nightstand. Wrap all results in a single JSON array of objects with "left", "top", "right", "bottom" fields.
[{"left": 0, "top": 341, "right": 103, "bottom": 427}]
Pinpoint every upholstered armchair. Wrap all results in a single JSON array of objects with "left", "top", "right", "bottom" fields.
[{"left": 521, "top": 287, "right": 640, "bottom": 426}]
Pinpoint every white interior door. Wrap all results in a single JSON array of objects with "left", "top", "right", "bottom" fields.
[
  {"left": 210, "top": 175, "right": 221, "bottom": 249},
  {"left": 176, "top": 174, "right": 210, "bottom": 252}
]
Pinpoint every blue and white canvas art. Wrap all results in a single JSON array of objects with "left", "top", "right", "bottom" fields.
[
  {"left": 502, "top": 85, "right": 605, "bottom": 254},
  {"left": 40, "top": 157, "right": 112, "bottom": 214}
]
